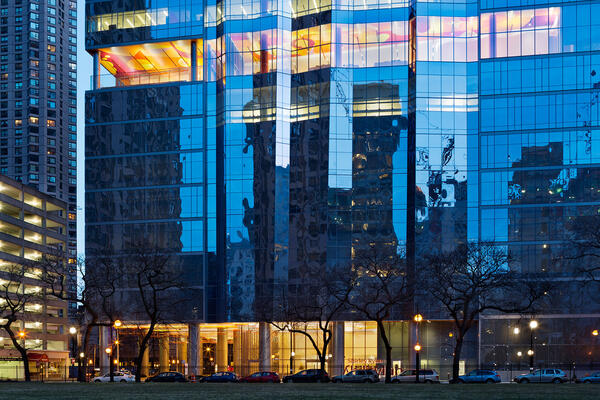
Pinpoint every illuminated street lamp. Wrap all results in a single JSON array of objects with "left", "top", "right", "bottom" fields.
[
  {"left": 593, "top": 329, "right": 599, "bottom": 337},
  {"left": 414, "top": 343, "right": 422, "bottom": 383},
  {"left": 414, "top": 314, "right": 423, "bottom": 383},
  {"left": 114, "top": 320, "right": 122, "bottom": 328},
  {"left": 528, "top": 320, "right": 538, "bottom": 370},
  {"left": 105, "top": 347, "right": 114, "bottom": 382}
]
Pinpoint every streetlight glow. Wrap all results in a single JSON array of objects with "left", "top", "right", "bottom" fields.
[
  {"left": 413, "top": 314, "right": 423, "bottom": 323},
  {"left": 79, "top": 352, "right": 85, "bottom": 358},
  {"left": 527, "top": 349, "right": 534, "bottom": 356},
  {"left": 18, "top": 330, "right": 25, "bottom": 338},
  {"left": 529, "top": 320, "right": 538, "bottom": 330},
  {"left": 513, "top": 327, "right": 520, "bottom": 335},
  {"left": 114, "top": 320, "right": 122, "bottom": 328},
  {"left": 69, "top": 326, "right": 77, "bottom": 335},
  {"left": 517, "top": 351, "right": 522, "bottom": 357},
  {"left": 105, "top": 347, "right": 112, "bottom": 355},
  {"left": 593, "top": 329, "right": 599, "bottom": 336},
  {"left": 414, "top": 343, "right": 421, "bottom": 352}
]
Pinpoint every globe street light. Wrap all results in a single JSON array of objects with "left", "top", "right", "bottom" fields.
[
  {"left": 414, "top": 314, "right": 423, "bottom": 383},
  {"left": 414, "top": 343, "right": 422, "bottom": 383},
  {"left": 529, "top": 320, "right": 538, "bottom": 370}
]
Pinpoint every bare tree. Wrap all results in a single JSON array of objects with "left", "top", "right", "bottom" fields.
[
  {"left": 0, "top": 264, "right": 44, "bottom": 381},
  {"left": 35, "top": 252, "right": 120, "bottom": 382},
  {"left": 122, "top": 250, "right": 183, "bottom": 382},
  {"left": 268, "top": 270, "right": 350, "bottom": 375},
  {"left": 564, "top": 214, "right": 600, "bottom": 283},
  {"left": 422, "top": 242, "right": 550, "bottom": 383},
  {"left": 341, "top": 246, "right": 410, "bottom": 384}
]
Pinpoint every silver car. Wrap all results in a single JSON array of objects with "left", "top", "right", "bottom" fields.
[
  {"left": 514, "top": 369, "right": 568, "bottom": 383},
  {"left": 331, "top": 369, "right": 380, "bottom": 383},
  {"left": 391, "top": 369, "right": 439, "bottom": 383}
]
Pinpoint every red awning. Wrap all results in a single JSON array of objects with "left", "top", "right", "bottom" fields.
[{"left": 28, "top": 353, "right": 49, "bottom": 362}]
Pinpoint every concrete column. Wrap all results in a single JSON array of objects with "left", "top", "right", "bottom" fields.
[
  {"left": 280, "top": 330, "right": 290, "bottom": 376},
  {"left": 99, "top": 326, "right": 110, "bottom": 374},
  {"left": 141, "top": 345, "right": 149, "bottom": 378},
  {"left": 259, "top": 322, "right": 271, "bottom": 371},
  {"left": 188, "top": 324, "right": 199, "bottom": 376},
  {"left": 233, "top": 328, "right": 242, "bottom": 375},
  {"left": 216, "top": 328, "right": 228, "bottom": 372},
  {"left": 159, "top": 336, "right": 170, "bottom": 372},
  {"left": 332, "top": 321, "right": 345, "bottom": 376},
  {"left": 178, "top": 338, "right": 188, "bottom": 373}
]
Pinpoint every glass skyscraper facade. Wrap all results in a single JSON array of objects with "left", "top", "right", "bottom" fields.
[{"left": 85, "top": 0, "right": 600, "bottom": 373}]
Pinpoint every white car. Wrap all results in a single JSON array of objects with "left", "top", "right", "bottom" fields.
[
  {"left": 391, "top": 369, "right": 440, "bottom": 383},
  {"left": 93, "top": 371, "right": 136, "bottom": 382}
]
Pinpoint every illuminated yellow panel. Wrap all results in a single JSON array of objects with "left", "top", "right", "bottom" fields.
[
  {"left": 89, "top": 8, "right": 168, "bottom": 33},
  {"left": 99, "top": 40, "right": 203, "bottom": 85}
]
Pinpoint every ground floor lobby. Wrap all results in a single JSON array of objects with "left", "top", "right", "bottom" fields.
[{"left": 97, "top": 315, "right": 600, "bottom": 380}]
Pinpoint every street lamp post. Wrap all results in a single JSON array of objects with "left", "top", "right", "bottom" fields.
[
  {"left": 529, "top": 320, "right": 538, "bottom": 370},
  {"left": 69, "top": 327, "right": 78, "bottom": 381},
  {"left": 414, "top": 343, "right": 421, "bottom": 383},
  {"left": 105, "top": 347, "right": 114, "bottom": 382},
  {"left": 414, "top": 314, "right": 423, "bottom": 383}
]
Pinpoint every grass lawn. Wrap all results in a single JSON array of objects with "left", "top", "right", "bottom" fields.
[{"left": 0, "top": 382, "right": 597, "bottom": 400}]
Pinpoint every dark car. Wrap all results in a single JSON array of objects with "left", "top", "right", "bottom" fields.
[
  {"left": 201, "top": 372, "right": 239, "bottom": 383},
  {"left": 145, "top": 371, "right": 188, "bottom": 382},
  {"left": 576, "top": 372, "right": 600, "bottom": 383},
  {"left": 241, "top": 371, "right": 280, "bottom": 383},
  {"left": 283, "top": 369, "right": 330, "bottom": 383},
  {"left": 332, "top": 369, "right": 380, "bottom": 383},
  {"left": 457, "top": 369, "right": 501, "bottom": 384}
]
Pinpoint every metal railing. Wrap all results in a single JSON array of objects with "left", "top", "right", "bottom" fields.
[{"left": 90, "top": 69, "right": 192, "bottom": 89}]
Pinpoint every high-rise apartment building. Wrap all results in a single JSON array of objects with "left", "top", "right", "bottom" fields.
[
  {"left": 86, "top": 0, "right": 600, "bottom": 377},
  {"left": 0, "top": 0, "right": 78, "bottom": 313},
  {"left": 0, "top": 175, "right": 70, "bottom": 380}
]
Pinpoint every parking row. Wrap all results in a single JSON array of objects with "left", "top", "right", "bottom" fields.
[{"left": 91, "top": 368, "right": 600, "bottom": 384}]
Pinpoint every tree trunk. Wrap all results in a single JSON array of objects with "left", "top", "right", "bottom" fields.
[
  {"left": 452, "top": 335, "right": 464, "bottom": 383},
  {"left": 5, "top": 325, "right": 30, "bottom": 381},
  {"left": 376, "top": 320, "right": 393, "bottom": 384},
  {"left": 78, "top": 324, "right": 93, "bottom": 382},
  {"left": 135, "top": 323, "right": 156, "bottom": 382}
]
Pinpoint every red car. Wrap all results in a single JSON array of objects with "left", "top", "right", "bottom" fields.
[{"left": 241, "top": 371, "right": 280, "bottom": 383}]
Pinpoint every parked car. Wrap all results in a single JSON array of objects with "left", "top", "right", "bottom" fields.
[
  {"left": 331, "top": 369, "right": 380, "bottom": 383},
  {"left": 457, "top": 369, "right": 501, "bottom": 384},
  {"left": 576, "top": 372, "right": 600, "bottom": 383},
  {"left": 282, "top": 369, "right": 330, "bottom": 383},
  {"left": 240, "top": 371, "right": 280, "bottom": 383},
  {"left": 200, "top": 372, "right": 239, "bottom": 383},
  {"left": 391, "top": 369, "right": 439, "bottom": 383},
  {"left": 514, "top": 369, "right": 568, "bottom": 383},
  {"left": 92, "top": 371, "right": 135, "bottom": 383},
  {"left": 145, "top": 371, "right": 188, "bottom": 382}
]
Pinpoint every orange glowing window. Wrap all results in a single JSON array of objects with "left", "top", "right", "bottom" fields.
[{"left": 98, "top": 40, "right": 203, "bottom": 86}]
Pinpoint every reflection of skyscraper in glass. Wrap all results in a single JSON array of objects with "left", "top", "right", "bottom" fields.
[{"left": 85, "top": 0, "right": 600, "bottom": 370}]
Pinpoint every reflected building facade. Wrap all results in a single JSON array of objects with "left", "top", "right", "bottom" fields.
[{"left": 86, "top": 0, "right": 600, "bottom": 377}]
